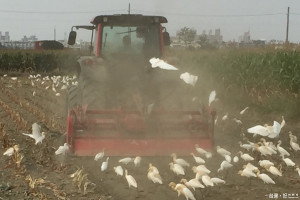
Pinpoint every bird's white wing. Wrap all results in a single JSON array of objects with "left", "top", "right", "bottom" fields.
[
  {"left": 268, "top": 121, "right": 281, "bottom": 138},
  {"left": 22, "top": 133, "right": 35, "bottom": 139},
  {"left": 240, "top": 107, "right": 249, "bottom": 115},
  {"left": 179, "top": 72, "right": 198, "bottom": 86},
  {"left": 149, "top": 57, "right": 178, "bottom": 70},
  {"left": 247, "top": 125, "right": 269, "bottom": 136},
  {"left": 208, "top": 90, "right": 216, "bottom": 106}
]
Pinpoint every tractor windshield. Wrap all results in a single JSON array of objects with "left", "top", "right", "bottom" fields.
[{"left": 101, "top": 25, "right": 161, "bottom": 58}]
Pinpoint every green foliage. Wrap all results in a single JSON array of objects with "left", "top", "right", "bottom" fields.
[
  {"left": 165, "top": 47, "right": 300, "bottom": 118},
  {"left": 0, "top": 50, "right": 79, "bottom": 73},
  {"left": 176, "top": 27, "right": 197, "bottom": 45}
]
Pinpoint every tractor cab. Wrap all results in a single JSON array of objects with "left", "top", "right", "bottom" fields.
[{"left": 68, "top": 14, "right": 170, "bottom": 59}]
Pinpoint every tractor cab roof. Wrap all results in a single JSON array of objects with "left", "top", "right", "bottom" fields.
[{"left": 91, "top": 14, "right": 168, "bottom": 25}]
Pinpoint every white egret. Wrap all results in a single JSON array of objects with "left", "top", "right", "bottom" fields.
[
  {"left": 265, "top": 165, "right": 282, "bottom": 177},
  {"left": 217, "top": 160, "right": 233, "bottom": 173},
  {"left": 22, "top": 123, "right": 45, "bottom": 145},
  {"left": 208, "top": 90, "right": 216, "bottom": 106},
  {"left": 180, "top": 72, "right": 198, "bottom": 86},
  {"left": 258, "top": 160, "right": 274, "bottom": 168},
  {"left": 289, "top": 132, "right": 297, "bottom": 142},
  {"left": 238, "top": 168, "right": 257, "bottom": 178},
  {"left": 148, "top": 163, "right": 159, "bottom": 174},
  {"left": 94, "top": 150, "right": 105, "bottom": 161},
  {"left": 211, "top": 177, "right": 226, "bottom": 185},
  {"left": 238, "top": 151, "right": 254, "bottom": 161},
  {"left": 147, "top": 169, "right": 162, "bottom": 184},
  {"left": 180, "top": 178, "right": 205, "bottom": 190},
  {"left": 222, "top": 113, "right": 228, "bottom": 121},
  {"left": 256, "top": 170, "right": 275, "bottom": 184},
  {"left": 225, "top": 155, "right": 231, "bottom": 163},
  {"left": 238, "top": 141, "right": 254, "bottom": 151},
  {"left": 125, "top": 169, "right": 137, "bottom": 189},
  {"left": 171, "top": 153, "right": 190, "bottom": 167},
  {"left": 194, "top": 164, "right": 211, "bottom": 174},
  {"left": 113, "top": 166, "right": 123, "bottom": 176},
  {"left": 233, "top": 118, "right": 242, "bottom": 125},
  {"left": 240, "top": 107, "right": 249, "bottom": 115},
  {"left": 55, "top": 143, "right": 69, "bottom": 155},
  {"left": 119, "top": 157, "right": 132, "bottom": 165},
  {"left": 191, "top": 153, "right": 205, "bottom": 164},
  {"left": 149, "top": 57, "right": 178, "bottom": 70},
  {"left": 268, "top": 121, "right": 282, "bottom": 138},
  {"left": 233, "top": 156, "right": 239, "bottom": 163},
  {"left": 277, "top": 140, "right": 290, "bottom": 156},
  {"left": 202, "top": 175, "right": 214, "bottom": 187},
  {"left": 281, "top": 155, "right": 295, "bottom": 167},
  {"left": 289, "top": 135, "right": 300, "bottom": 151},
  {"left": 247, "top": 125, "right": 269, "bottom": 137},
  {"left": 169, "top": 162, "right": 185, "bottom": 176},
  {"left": 216, "top": 146, "right": 231, "bottom": 157},
  {"left": 134, "top": 156, "right": 141, "bottom": 167},
  {"left": 243, "top": 163, "right": 258, "bottom": 172},
  {"left": 101, "top": 157, "right": 109, "bottom": 171},
  {"left": 194, "top": 144, "right": 212, "bottom": 158},
  {"left": 3, "top": 145, "right": 19, "bottom": 156}
]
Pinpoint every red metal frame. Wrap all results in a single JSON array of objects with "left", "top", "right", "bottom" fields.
[
  {"left": 96, "top": 24, "right": 102, "bottom": 56},
  {"left": 66, "top": 108, "right": 215, "bottom": 156}
]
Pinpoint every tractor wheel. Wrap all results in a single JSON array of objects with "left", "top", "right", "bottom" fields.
[
  {"left": 80, "top": 77, "right": 106, "bottom": 109},
  {"left": 65, "top": 85, "right": 80, "bottom": 116}
]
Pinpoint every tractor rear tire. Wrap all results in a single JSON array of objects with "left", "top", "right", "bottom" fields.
[
  {"left": 79, "top": 77, "right": 106, "bottom": 110},
  {"left": 65, "top": 85, "right": 80, "bottom": 116}
]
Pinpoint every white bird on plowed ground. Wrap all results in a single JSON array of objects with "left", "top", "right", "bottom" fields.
[
  {"left": 169, "top": 182, "right": 196, "bottom": 200},
  {"left": 216, "top": 146, "right": 231, "bottom": 157},
  {"left": 169, "top": 162, "right": 185, "bottom": 176},
  {"left": 180, "top": 178, "right": 205, "bottom": 190},
  {"left": 94, "top": 150, "right": 105, "bottom": 161},
  {"left": 238, "top": 151, "right": 254, "bottom": 161},
  {"left": 256, "top": 170, "right": 275, "bottom": 184},
  {"left": 125, "top": 169, "right": 137, "bottom": 189},
  {"left": 147, "top": 165, "right": 163, "bottom": 184},
  {"left": 191, "top": 153, "right": 205, "bottom": 164},
  {"left": 134, "top": 156, "right": 141, "bottom": 167},
  {"left": 101, "top": 157, "right": 109, "bottom": 171},
  {"left": 55, "top": 143, "right": 69, "bottom": 155},
  {"left": 119, "top": 157, "right": 132, "bottom": 165},
  {"left": 194, "top": 144, "right": 212, "bottom": 158},
  {"left": 277, "top": 140, "right": 290, "bottom": 156},
  {"left": 114, "top": 166, "right": 123, "bottom": 176},
  {"left": 171, "top": 153, "right": 190, "bottom": 167},
  {"left": 289, "top": 134, "right": 300, "bottom": 151},
  {"left": 22, "top": 123, "right": 46, "bottom": 145},
  {"left": 3, "top": 145, "right": 19, "bottom": 156}
]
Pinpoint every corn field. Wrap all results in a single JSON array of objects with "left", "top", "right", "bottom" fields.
[
  {"left": 167, "top": 47, "right": 300, "bottom": 118},
  {"left": 0, "top": 50, "right": 78, "bottom": 73}
]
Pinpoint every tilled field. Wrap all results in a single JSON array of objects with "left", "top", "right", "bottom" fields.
[{"left": 0, "top": 74, "right": 299, "bottom": 200}]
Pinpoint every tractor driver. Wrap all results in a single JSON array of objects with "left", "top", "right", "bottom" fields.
[{"left": 136, "top": 27, "right": 151, "bottom": 58}]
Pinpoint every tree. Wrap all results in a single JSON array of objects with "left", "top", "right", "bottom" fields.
[{"left": 176, "top": 27, "right": 197, "bottom": 45}]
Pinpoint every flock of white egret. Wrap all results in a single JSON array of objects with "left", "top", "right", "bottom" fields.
[{"left": 1, "top": 73, "right": 300, "bottom": 200}]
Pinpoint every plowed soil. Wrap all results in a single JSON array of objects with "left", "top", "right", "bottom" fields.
[{"left": 0, "top": 74, "right": 299, "bottom": 200}]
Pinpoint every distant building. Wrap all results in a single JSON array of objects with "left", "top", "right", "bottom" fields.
[
  {"left": 239, "top": 31, "right": 251, "bottom": 43},
  {"left": 21, "top": 35, "right": 38, "bottom": 42},
  {"left": 0, "top": 31, "right": 10, "bottom": 43},
  {"left": 199, "top": 28, "right": 223, "bottom": 47}
]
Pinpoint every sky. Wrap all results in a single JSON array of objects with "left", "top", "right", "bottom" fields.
[{"left": 1, "top": 0, "right": 300, "bottom": 43}]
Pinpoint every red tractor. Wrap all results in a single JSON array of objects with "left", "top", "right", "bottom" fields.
[{"left": 66, "top": 14, "right": 215, "bottom": 156}]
